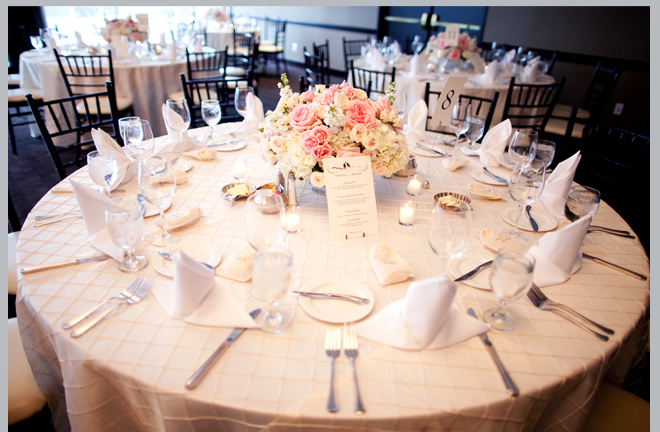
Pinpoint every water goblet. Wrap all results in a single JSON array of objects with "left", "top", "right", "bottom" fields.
[
  {"left": 465, "top": 115, "right": 485, "bottom": 149},
  {"left": 124, "top": 119, "right": 155, "bottom": 172},
  {"left": 87, "top": 150, "right": 118, "bottom": 198},
  {"left": 483, "top": 248, "right": 536, "bottom": 332},
  {"left": 139, "top": 156, "right": 179, "bottom": 247},
  {"left": 201, "top": 99, "right": 221, "bottom": 140},
  {"left": 245, "top": 190, "right": 286, "bottom": 252},
  {"left": 564, "top": 185, "right": 600, "bottom": 222},
  {"left": 234, "top": 86, "right": 255, "bottom": 118},
  {"left": 396, "top": 92, "right": 407, "bottom": 121},
  {"left": 448, "top": 102, "right": 472, "bottom": 157},
  {"left": 503, "top": 158, "right": 546, "bottom": 242},
  {"left": 535, "top": 140, "right": 556, "bottom": 169},
  {"left": 508, "top": 128, "right": 538, "bottom": 166},
  {"left": 428, "top": 199, "right": 472, "bottom": 273},
  {"left": 411, "top": 35, "right": 424, "bottom": 55},
  {"left": 30, "top": 35, "right": 43, "bottom": 51},
  {"left": 164, "top": 98, "right": 193, "bottom": 171},
  {"left": 252, "top": 245, "right": 293, "bottom": 334},
  {"left": 105, "top": 201, "right": 149, "bottom": 273},
  {"left": 118, "top": 116, "right": 140, "bottom": 145}
]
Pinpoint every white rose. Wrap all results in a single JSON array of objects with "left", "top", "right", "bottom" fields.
[
  {"left": 285, "top": 94, "right": 300, "bottom": 110},
  {"left": 310, "top": 172, "right": 325, "bottom": 188},
  {"left": 334, "top": 93, "right": 350, "bottom": 110},
  {"left": 270, "top": 136, "right": 285, "bottom": 152},
  {"left": 264, "top": 150, "right": 277, "bottom": 165},
  {"left": 392, "top": 117, "right": 403, "bottom": 129},
  {"left": 314, "top": 84, "right": 327, "bottom": 94},
  {"left": 349, "top": 124, "right": 368, "bottom": 143},
  {"left": 379, "top": 110, "right": 394, "bottom": 124},
  {"left": 354, "top": 89, "right": 368, "bottom": 100},
  {"left": 363, "top": 133, "right": 380, "bottom": 150}
]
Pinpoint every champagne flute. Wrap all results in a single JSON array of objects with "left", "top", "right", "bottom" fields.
[
  {"left": 87, "top": 150, "right": 118, "bottom": 198},
  {"left": 123, "top": 119, "right": 155, "bottom": 170},
  {"left": 139, "top": 156, "right": 179, "bottom": 247},
  {"left": 234, "top": 86, "right": 255, "bottom": 118},
  {"left": 465, "top": 115, "right": 485, "bottom": 149},
  {"left": 164, "top": 98, "right": 193, "bottom": 171},
  {"left": 483, "top": 247, "right": 536, "bottom": 332},
  {"left": 448, "top": 102, "right": 472, "bottom": 157},
  {"left": 564, "top": 185, "right": 600, "bottom": 222},
  {"left": 503, "top": 158, "right": 546, "bottom": 241},
  {"left": 535, "top": 140, "right": 556, "bottom": 169},
  {"left": 508, "top": 128, "right": 538, "bottom": 166},
  {"left": 105, "top": 201, "right": 148, "bottom": 273},
  {"left": 252, "top": 245, "right": 293, "bottom": 334},
  {"left": 428, "top": 199, "right": 472, "bottom": 273},
  {"left": 244, "top": 190, "right": 286, "bottom": 252},
  {"left": 201, "top": 99, "right": 221, "bottom": 140}
]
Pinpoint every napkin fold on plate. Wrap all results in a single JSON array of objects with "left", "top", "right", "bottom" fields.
[
  {"left": 155, "top": 207, "right": 202, "bottom": 230},
  {"left": 527, "top": 213, "right": 592, "bottom": 287},
  {"left": 370, "top": 244, "right": 415, "bottom": 285},
  {"left": 216, "top": 243, "right": 258, "bottom": 282},
  {"left": 503, "top": 49, "right": 517, "bottom": 64},
  {"left": 367, "top": 46, "right": 387, "bottom": 70},
  {"left": 406, "top": 53, "right": 432, "bottom": 79},
  {"left": 471, "top": 60, "right": 501, "bottom": 87},
  {"left": 240, "top": 92, "right": 265, "bottom": 135},
  {"left": 69, "top": 180, "right": 124, "bottom": 261},
  {"left": 91, "top": 128, "right": 133, "bottom": 188},
  {"left": 475, "top": 119, "right": 513, "bottom": 168},
  {"left": 150, "top": 251, "right": 258, "bottom": 327},
  {"left": 404, "top": 100, "right": 432, "bottom": 144},
  {"left": 538, "top": 151, "right": 581, "bottom": 218},
  {"left": 185, "top": 147, "right": 217, "bottom": 161},
  {"left": 356, "top": 274, "right": 490, "bottom": 350},
  {"left": 520, "top": 63, "right": 541, "bottom": 84},
  {"left": 442, "top": 156, "right": 469, "bottom": 172}
]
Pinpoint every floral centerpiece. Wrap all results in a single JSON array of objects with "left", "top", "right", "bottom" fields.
[
  {"left": 423, "top": 30, "right": 480, "bottom": 63},
  {"left": 100, "top": 17, "right": 148, "bottom": 43},
  {"left": 259, "top": 75, "right": 409, "bottom": 188},
  {"left": 204, "top": 8, "right": 229, "bottom": 23}
]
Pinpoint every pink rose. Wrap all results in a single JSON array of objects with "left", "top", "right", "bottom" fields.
[
  {"left": 310, "top": 143, "right": 333, "bottom": 161},
  {"left": 302, "top": 90, "right": 315, "bottom": 103},
  {"left": 310, "top": 125, "right": 331, "bottom": 146},
  {"left": 299, "top": 130, "right": 320, "bottom": 152},
  {"left": 345, "top": 100, "right": 377, "bottom": 129},
  {"left": 341, "top": 82, "right": 356, "bottom": 99},
  {"left": 439, "top": 39, "right": 446, "bottom": 49},
  {"left": 261, "top": 130, "right": 273, "bottom": 140},
  {"left": 447, "top": 48, "right": 461, "bottom": 61},
  {"left": 376, "top": 98, "right": 393, "bottom": 116},
  {"left": 328, "top": 85, "right": 340, "bottom": 95},
  {"left": 289, "top": 103, "right": 320, "bottom": 130},
  {"left": 458, "top": 34, "right": 469, "bottom": 51},
  {"left": 336, "top": 147, "right": 362, "bottom": 158},
  {"left": 318, "top": 90, "right": 335, "bottom": 106}
]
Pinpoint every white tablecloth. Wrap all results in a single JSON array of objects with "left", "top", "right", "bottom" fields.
[
  {"left": 16, "top": 126, "right": 649, "bottom": 431},
  {"left": 205, "top": 29, "right": 234, "bottom": 52}
]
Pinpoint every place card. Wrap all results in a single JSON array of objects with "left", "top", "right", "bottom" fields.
[
  {"left": 323, "top": 156, "right": 379, "bottom": 240},
  {"left": 444, "top": 25, "right": 461, "bottom": 47},
  {"left": 430, "top": 76, "right": 468, "bottom": 129},
  {"left": 137, "top": 14, "right": 149, "bottom": 32}
]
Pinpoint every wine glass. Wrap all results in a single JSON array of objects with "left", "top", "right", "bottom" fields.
[
  {"left": 252, "top": 245, "right": 293, "bottom": 334},
  {"left": 535, "top": 140, "right": 556, "bottom": 169},
  {"left": 508, "top": 128, "right": 538, "bottom": 166},
  {"left": 483, "top": 247, "right": 536, "bottom": 332},
  {"left": 139, "top": 156, "right": 179, "bottom": 247},
  {"left": 30, "top": 35, "right": 43, "bottom": 51},
  {"left": 448, "top": 102, "right": 472, "bottom": 157},
  {"left": 411, "top": 35, "right": 424, "bottom": 55},
  {"left": 245, "top": 190, "right": 286, "bottom": 252},
  {"left": 201, "top": 99, "right": 221, "bottom": 140},
  {"left": 564, "top": 185, "right": 600, "bottom": 222},
  {"left": 503, "top": 158, "right": 546, "bottom": 241},
  {"left": 465, "top": 115, "right": 485, "bottom": 149},
  {"left": 428, "top": 199, "right": 472, "bottom": 273},
  {"left": 396, "top": 92, "right": 407, "bottom": 121},
  {"left": 164, "top": 98, "right": 193, "bottom": 171},
  {"left": 234, "top": 86, "right": 255, "bottom": 118},
  {"left": 105, "top": 201, "right": 148, "bottom": 273},
  {"left": 87, "top": 150, "right": 118, "bottom": 198}
]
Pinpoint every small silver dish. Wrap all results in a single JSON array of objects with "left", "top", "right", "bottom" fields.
[
  {"left": 395, "top": 156, "right": 417, "bottom": 177},
  {"left": 433, "top": 192, "right": 472, "bottom": 212},
  {"left": 221, "top": 182, "right": 257, "bottom": 201}
]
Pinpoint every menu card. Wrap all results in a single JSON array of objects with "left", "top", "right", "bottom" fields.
[{"left": 323, "top": 156, "right": 379, "bottom": 240}]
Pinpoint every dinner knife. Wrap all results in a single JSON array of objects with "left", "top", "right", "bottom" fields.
[
  {"left": 525, "top": 205, "right": 539, "bottom": 232},
  {"left": 467, "top": 308, "right": 519, "bottom": 396},
  {"left": 21, "top": 254, "right": 112, "bottom": 274},
  {"left": 185, "top": 308, "right": 261, "bottom": 390},
  {"left": 293, "top": 291, "right": 370, "bottom": 304},
  {"left": 454, "top": 260, "right": 493, "bottom": 282},
  {"left": 416, "top": 142, "right": 445, "bottom": 156},
  {"left": 582, "top": 253, "right": 648, "bottom": 280},
  {"left": 482, "top": 167, "right": 509, "bottom": 185},
  {"left": 206, "top": 138, "right": 242, "bottom": 147}
]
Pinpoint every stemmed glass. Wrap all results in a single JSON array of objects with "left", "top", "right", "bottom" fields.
[
  {"left": 428, "top": 199, "right": 472, "bottom": 273},
  {"left": 448, "top": 102, "right": 472, "bottom": 157},
  {"left": 139, "top": 156, "right": 179, "bottom": 247},
  {"left": 535, "top": 140, "right": 556, "bottom": 169},
  {"left": 411, "top": 35, "right": 424, "bottom": 55},
  {"left": 87, "top": 150, "right": 118, "bottom": 199},
  {"left": 252, "top": 245, "right": 293, "bottom": 334},
  {"left": 164, "top": 98, "right": 193, "bottom": 171},
  {"left": 564, "top": 185, "right": 600, "bottom": 222},
  {"left": 508, "top": 128, "right": 538, "bottom": 166},
  {"left": 201, "top": 99, "right": 221, "bottom": 140},
  {"left": 30, "top": 35, "right": 43, "bottom": 51},
  {"left": 396, "top": 93, "right": 407, "bottom": 121},
  {"left": 465, "top": 115, "right": 485, "bottom": 149},
  {"left": 121, "top": 118, "right": 155, "bottom": 169},
  {"left": 245, "top": 190, "right": 286, "bottom": 252},
  {"left": 105, "top": 201, "right": 149, "bottom": 273},
  {"left": 234, "top": 86, "right": 255, "bottom": 118},
  {"left": 483, "top": 247, "right": 536, "bottom": 331},
  {"left": 503, "top": 158, "right": 546, "bottom": 241}
]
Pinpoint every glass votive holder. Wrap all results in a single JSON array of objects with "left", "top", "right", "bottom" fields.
[
  {"left": 398, "top": 201, "right": 417, "bottom": 227},
  {"left": 233, "top": 157, "right": 247, "bottom": 180},
  {"left": 282, "top": 205, "right": 302, "bottom": 233},
  {"left": 407, "top": 174, "right": 422, "bottom": 196}
]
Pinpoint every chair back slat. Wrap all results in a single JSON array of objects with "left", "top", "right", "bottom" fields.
[
  {"left": 313, "top": 39, "right": 330, "bottom": 83},
  {"left": 54, "top": 49, "right": 116, "bottom": 96},
  {"left": 350, "top": 60, "right": 395, "bottom": 99},
  {"left": 186, "top": 48, "right": 229, "bottom": 79},
  {"left": 502, "top": 77, "right": 566, "bottom": 131},
  {"left": 343, "top": 37, "right": 370, "bottom": 76}
]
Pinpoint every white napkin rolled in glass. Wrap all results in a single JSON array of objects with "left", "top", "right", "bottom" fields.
[
  {"left": 74, "top": 31, "right": 88, "bottom": 49},
  {"left": 520, "top": 63, "right": 541, "bottom": 84},
  {"left": 356, "top": 274, "right": 490, "bottom": 350},
  {"left": 150, "top": 251, "right": 258, "bottom": 327},
  {"left": 538, "top": 151, "right": 581, "bottom": 219},
  {"left": 471, "top": 60, "right": 501, "bottom": 87},
  {"left": 240, "top": 92, "right": 265, "bottom": 135},
  {"left": 69, "top": 180, "right": 124, "bottom": 261},
  {"left": 91, "top": 128, "right": 133, "bottom": 188},
  {"left": 475, "top": 119, "right": 513, "bottom": 167},
  {"left": 370, "top": 243, "right": 415, "bottom": 285},
  {"left": 403, "top": 99, "right": 439, "bottom": 145},
  {"left": 527, "top": 212, "right": 592, "bottom": 287}
]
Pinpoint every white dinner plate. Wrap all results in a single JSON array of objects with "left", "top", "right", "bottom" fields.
[
  {"left": 298, "top": 277, "right": 375, "bottom": 323},
  {"left": 142, "top": 198, "right": 171, "bottom": 218},
  {"left": 153, "top": 242, "right": 223, "bottom": 278},
  {"left": 408, "top": 143, "right": 446, "bottom": 158},
  {"left": 448, "top": 250, "right": 495, "bottom": 290},
  {"left": 501, "top": 206, "right": 558, "bottom": 232},
  {"left": 471, "top": 169, "right": 510, "bottom": 186},
  {"left": 212, "top": 140, "right": 246, "bottom": 152}
]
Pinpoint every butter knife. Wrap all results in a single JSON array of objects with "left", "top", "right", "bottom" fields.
[
  {"left": 525, "top": 205, "right": 539, "bottom": 232},
  {"left": 454, "top": 260, "right": 493, "bottom": 282},
  {"left": 482, "top": 167, "right": 509, "bottom": 185},
  {"left": 467, "top": 308, "right": 519, "bottom": 396},
  {"left": 294, "top": 291, "right": 370, "bottom": 304},
  {"left": 416, "top": 142, "right": 445, "bottom": 156},
  {"left": 582, "top": 253, "right": 648, "bottom": 280},
  {"left": 21, "top": 254, "right": 112, "bottom": 274},
  {"left": 185, "top": 308, "right": 261, "bottom": 390}
]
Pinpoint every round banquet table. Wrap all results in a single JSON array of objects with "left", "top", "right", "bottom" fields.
[{"left": 15, "top": 126, "right": 649, "bottom": 432}]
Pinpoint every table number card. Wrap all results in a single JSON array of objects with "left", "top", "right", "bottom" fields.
[
  {"left": 137, "top": 14, "right": 150, "bottom": 32},
  {"left": 444, "top": 25, "right": 461, "bottom": 47},
  {"left": 323, "top": 156, "right": 379, "bottom": 240},
  {"left": 430, "top": 76, "right": 468, "bottom": 129}
]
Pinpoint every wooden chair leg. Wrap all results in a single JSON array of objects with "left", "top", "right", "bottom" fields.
[{"left": 8, "top": 112, "right": 17, "bottom": 155}]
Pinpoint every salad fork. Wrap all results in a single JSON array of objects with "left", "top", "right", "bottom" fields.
[
  {"left": 325, "top": 327, "right": 341, "bottom": 413},
  {"left": 344, "top": 322, "right": 365, "bottom": 415}
]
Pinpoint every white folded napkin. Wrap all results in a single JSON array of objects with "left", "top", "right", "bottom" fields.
[
  {"left": 461, "top": 145, "right": 480, "bottom": 156},
  {"left": 405, "top": 53, "right": 434, "bottom": 79},
  {"left": 527, "top": 213, "right": 592, "bottom": 287},
  {"left": 241, "top": 92, "right": 265, "bottom": 135},
  {"left": 185, "top": 147, "right": 217, "bottom": 161},
  {"left": 442, "top": 156, "right": 469, "bottom": 172},
  {"left": 74, "top": 31, "right": 88, "bottom": 49},
  {"left": 356, "top": 274, "right": 490, "bottom": 350},
  {"left": 150, "top": 251, "right": 258, "bottom": 327},
  {"left": 193, "top": 39, "right": 203, "bottom": 53},
  {"left": 42, "top": 34, "right": 58, "bottom": 51},
  {"left": 69, "top": 180, "right": 124, "bottom": 261},
  {"left": 520, "top": 63, "right": 540, "bottom": 84},
  {"left": 158, "top": 105, "right": 198, "bottom": 154},
  {"left": 404, "top": 100, "right": 432, "bottom": 144},
  {"left": 475, "top": 119, "right": 513, "bottom": 167},
  {"left": 538, "top": 151, "right": 581, "bottom": 219},
  {"left": 155, "top": 207, "right": 202, "bottom": 230},
  {"left": 472, "top": 60, "right": 501, "bottom": 87},
  {"left": 91, "top": 128, "right": 133, "bottom": 188},
  {"left": 503, "top": 49, "right": 516, "bottom": 64},
  {"left": 370, "top": 244, "right": 415, "bottom": 285},
  {"left": 216, "top": 243, "right": 257, "bottom": 282}
]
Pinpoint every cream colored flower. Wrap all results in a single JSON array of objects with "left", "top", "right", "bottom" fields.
[
  {"left": 379, "top": 109, "right": 394, "bottom": 124},
  {"left": 363, "top": 133, "right": 380, "bottom": 150},
  {"left": 310, "top": 172, "right": 325, "bottom": 188},
  {"left": 349, "top": 123, "right": 368, "bottom": 143},
  {"left": 334, "top": 93, "right": 350, "bottom": 110},
  {"left": 354, "top": 89, "right": 368, "bottom": 100}
]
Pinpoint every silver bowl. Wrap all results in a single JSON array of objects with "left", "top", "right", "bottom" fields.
[
  {"left": 433, "top": 192, "right": 472, "bottom": 212},
  {"left": 394, "top": 156, "right": 417, "bottom": 177},
  {"left": 222, "top": 182, "right": 257, "bottom": 201}
]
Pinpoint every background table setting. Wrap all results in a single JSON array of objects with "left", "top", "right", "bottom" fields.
[{"left": 14, "top": 78, "right": 649, "bottom": 432}]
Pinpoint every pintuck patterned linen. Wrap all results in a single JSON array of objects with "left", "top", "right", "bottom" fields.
[{"left": 16, "top": 127, "right": 649, "bottom": 432}]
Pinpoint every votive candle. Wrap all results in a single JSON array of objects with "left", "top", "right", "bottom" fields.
[
  {"left": 407, "top": 174, "right": 422, "bottom": 196},
  {"left": 399, "top": 201, "right": 417, "bottom": 226},
  {"left": 234, "top": 159, "right": 247, "bottom": 180}
]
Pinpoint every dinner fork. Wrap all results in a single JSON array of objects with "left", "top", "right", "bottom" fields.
[
  {"left": 344, "top": 322, "right": 365, "bottom": 415},
  {"left": 529, "top": 284, "right": 615, "bottom": 335},
  {"left": 62, "top": 277, "right": 143, "bottom": 329},
  {"left": 325, "top": 327, "right": 341, "bottom": 413},
  {"left": 526, "top": 286, "right": 609, "bottom": 341},
  {"left": 71, "top": 277, "right": 154, "bottom": 338}
]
